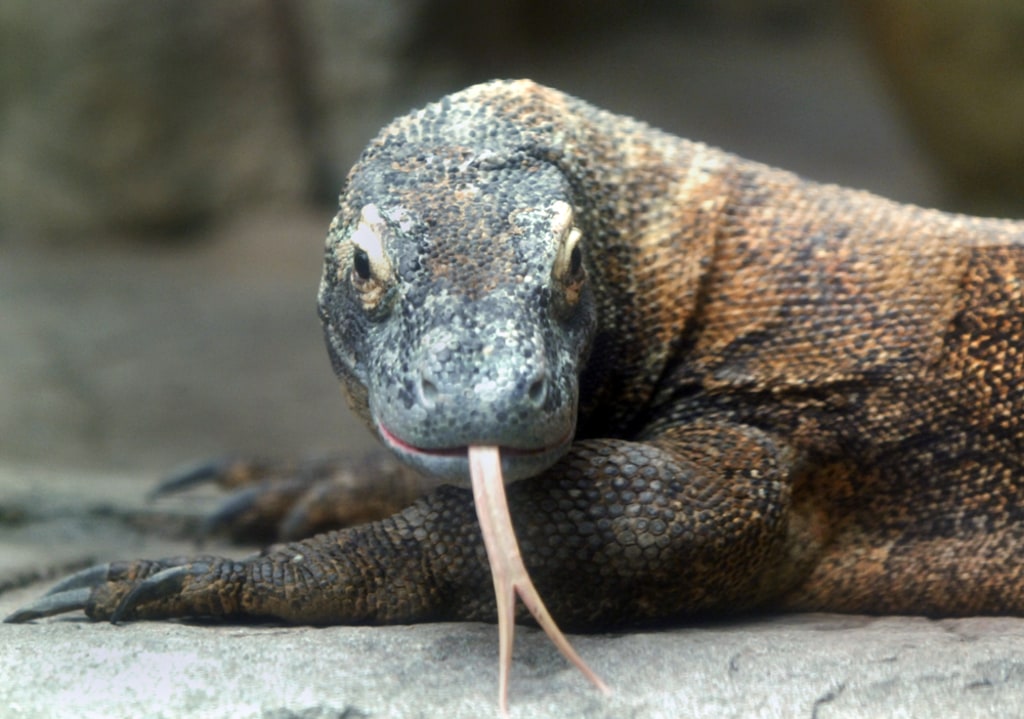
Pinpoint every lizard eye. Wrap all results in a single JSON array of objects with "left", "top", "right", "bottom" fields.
[
  {"left": 551, "top": 200, "right": 585, "bottom": 313},
  {"left": 352, "top": 247, "right": 372, "bottom": 283},
  {"left": 568, "top": 243, "right": 583, "bottom": 278},
  {"left": 553, "top": 225, "right": 584, "bottom": 285},
  {"left": 344, "top": 203, "right": 395, "bottom": 312}
]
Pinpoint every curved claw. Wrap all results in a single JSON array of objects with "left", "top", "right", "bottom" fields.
[
  {"left": 278, "top": 502, "right": 313, "bottom": 542},
  {"left": 110, "top": 563, "right": 209, "bottom": 624},
  {"left": 196, "top": 487, "right": 263, "bottom": 540},
  {"left": 148, "top": 458, "right": 239, "bottom": 500},
  {"left": 4, "top": 588, "right": 92, "bottom": 623},
  {"left": 197, "top": 477, "right": 315, "bottom": 542},
  {"left": 43, "top": 563, "right": 112, "bottom": 596}
]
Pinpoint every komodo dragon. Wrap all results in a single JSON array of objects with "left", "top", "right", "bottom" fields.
[{"left": 8, "top": 78, "right": 1024, "bottom": 668}]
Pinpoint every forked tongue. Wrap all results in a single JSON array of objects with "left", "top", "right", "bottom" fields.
[{"left": 468, "top": 445, "right": 611, "bottom": 714}]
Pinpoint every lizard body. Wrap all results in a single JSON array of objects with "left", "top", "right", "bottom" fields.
[{"left": 8, "top": 79, "right": 1024, "bottom": 629}]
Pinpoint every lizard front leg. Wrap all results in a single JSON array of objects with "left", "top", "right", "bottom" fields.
[
  {"left": 7, "top": 422, "right": 800, "bottom": 627},
  {"left": 514, "top": 423, "right": 800, "bottom": 625}
]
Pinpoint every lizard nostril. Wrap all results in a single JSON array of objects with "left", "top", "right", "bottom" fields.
[
  {"left": 419, "top": 375, "right": 439, "bottom": 407},
  {"left": 527, "top": 375, "right": 547, "bottom": 406}
]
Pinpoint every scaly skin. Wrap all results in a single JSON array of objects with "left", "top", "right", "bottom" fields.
[{"left": 7, "top": 79, "right": 1024, "bottom": 627}]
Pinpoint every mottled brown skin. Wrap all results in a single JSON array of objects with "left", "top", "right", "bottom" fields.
[{"left": 7, "top": 80, "right": 1024, "bottom": 629}]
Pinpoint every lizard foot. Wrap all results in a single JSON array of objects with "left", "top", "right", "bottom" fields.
[
  {"left": 153, "top": 454, "right": 440, "bottom": 542},
  {"left": 4, "top": 557, "right": 246, "bottom": 624}
]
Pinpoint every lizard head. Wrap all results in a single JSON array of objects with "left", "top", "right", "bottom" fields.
[{"left": 318, "top": 124, "right": 597, "bottom": 483}]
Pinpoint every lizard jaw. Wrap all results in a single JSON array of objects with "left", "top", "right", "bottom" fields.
[{"left": 376, "top": 422, "right": 573, "bottom": 483}]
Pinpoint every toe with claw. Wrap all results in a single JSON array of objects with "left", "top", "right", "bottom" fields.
[
  {"left": 152, "top": 454, "right": 437, "bottom": 543},
  {"left": 4, "top": 557, "right": 245, "bottom": 624}
]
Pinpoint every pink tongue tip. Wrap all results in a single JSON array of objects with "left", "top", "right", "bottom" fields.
[{"left": 467, "top": 444, "right": 611, "bottom": 714}]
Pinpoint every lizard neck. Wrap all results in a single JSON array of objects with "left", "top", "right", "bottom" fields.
[{"left": 555, "top": 116, "right": 735, "bottom": 436}]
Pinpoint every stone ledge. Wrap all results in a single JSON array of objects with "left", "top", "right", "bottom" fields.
[{"left": 3, "top": 598, "right": 1023, "bottom": 718}]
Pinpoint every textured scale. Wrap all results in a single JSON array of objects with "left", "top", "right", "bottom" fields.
[{"left": 7, "top": 79, "right": 1024, "bottom": 704}]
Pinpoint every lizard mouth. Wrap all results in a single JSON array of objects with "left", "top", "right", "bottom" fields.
[{"left": 377, "top": 423, "right": 573, "bottom": 483}]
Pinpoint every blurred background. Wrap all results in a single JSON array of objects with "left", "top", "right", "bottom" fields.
[{"left": 2, "top": 0, "right": 1023, "bottom": 475}]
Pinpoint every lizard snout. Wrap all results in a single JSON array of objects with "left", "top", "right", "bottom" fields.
[
  {"left": 416, "top": 350, "right": 549, "bottom": 412},
  {"left": 413, "top": 323, "right": 552, "bottom": 421},
  {"left": 371, "top": 321, "right": 575, "bottom": 483}
]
